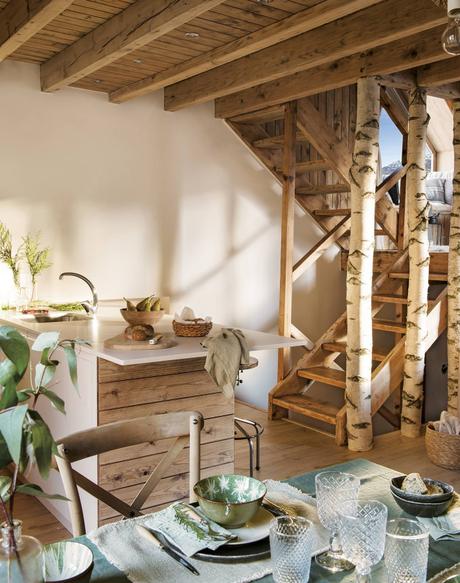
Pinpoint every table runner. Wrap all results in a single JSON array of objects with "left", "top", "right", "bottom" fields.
[{"left": 75, "top": 459, "right": 460, "bottom": 583}]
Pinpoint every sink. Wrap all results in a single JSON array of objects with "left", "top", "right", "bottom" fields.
[{"left": 32, "top": 313, "right": 91, "bottom": 323}]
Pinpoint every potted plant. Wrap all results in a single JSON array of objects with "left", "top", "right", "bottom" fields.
[{"left": 0, "top": 326, "right": 86, "bottom": 582}]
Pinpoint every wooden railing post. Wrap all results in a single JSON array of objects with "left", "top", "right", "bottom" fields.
[{"left": 278, "top": 101, "right": 297, "bottom": 381}]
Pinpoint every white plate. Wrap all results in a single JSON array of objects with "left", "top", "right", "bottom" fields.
[{"left": 227, "top": 507, "right": 274, "bottom": 546}]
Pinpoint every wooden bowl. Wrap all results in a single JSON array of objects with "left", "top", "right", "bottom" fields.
[{"left": 120, "top": 309, "right": 164, "bottom": 326}]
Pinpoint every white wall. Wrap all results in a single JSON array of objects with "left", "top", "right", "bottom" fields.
[{"left": 0, "top": 61, "right": 345, "bottom": 409}]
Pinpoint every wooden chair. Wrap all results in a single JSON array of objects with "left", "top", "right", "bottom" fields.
[{"left": 54, "top": 411, "right": 203, "bottom": 536}]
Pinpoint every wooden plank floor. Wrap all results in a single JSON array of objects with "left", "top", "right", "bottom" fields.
[{"left": 17, "top": 402, "right": 460, "bottom": 544}]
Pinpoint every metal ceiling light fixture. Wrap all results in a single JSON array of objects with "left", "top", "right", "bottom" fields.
[{"left": 442, "top": 0, "right": 460, "bottom": 55}]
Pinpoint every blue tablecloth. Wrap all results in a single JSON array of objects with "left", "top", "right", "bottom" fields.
[{"left": 75, "top": 459, "right": 460, "bottom": 582}]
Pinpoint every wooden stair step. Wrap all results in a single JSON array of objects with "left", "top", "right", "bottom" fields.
[
  {"left": 372, "top": 319, "right": 406, "bottom": 333},
  {"left": 296, "top": 184, "right": 350, "bottom": 196},
  {"left": 295, "top": 160, "right": 330, "bottom": 173},
  {"left": 230, "top": 105, "right": 284, "bottom": 124},
  {"left": 276, "top": 160, "right": 331, "bottom": 173},
  {"left": 297, "top": 366, "right": 346, "bottom": 389},
  {"left": 313, "top": 208, "right": 351, "bottom": 216},
  {"left": 373, "top": 293, "right": 410, "bottom": 304},
  {"left": 253, "top": 134, "right": 308, "bottom": 148},
  {"left": 389, "top": 272, "right": 447, "bottom": 282},
  {"left": 321, "top": 342, "right": 387, "bottom": 362},
  {"left": 271, "top": 394, "right": 340, "bottom": 425},
  {"left": 372, "top": 293, "right": 434, "bottom": 306}
]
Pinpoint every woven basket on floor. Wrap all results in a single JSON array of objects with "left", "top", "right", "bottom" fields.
[
  {"left": 172, "top": 319, "right": 212, "bottom": 337},
  {"left": 425, "top": 422, "right": 460, "bottom": 470}
]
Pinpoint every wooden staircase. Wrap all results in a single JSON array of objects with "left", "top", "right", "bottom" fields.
[
  {"left": 269, "top": 254, "right": 447, "bottom": 445},
  {"left": 224, "top": 91, "right": 448, "bottom": 446}
]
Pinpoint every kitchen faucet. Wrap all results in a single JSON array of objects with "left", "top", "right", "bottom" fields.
[{"left": 59, "top": 272, "right": 98, "bottom": 315}]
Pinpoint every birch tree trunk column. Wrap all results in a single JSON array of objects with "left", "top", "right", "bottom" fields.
[
  {"left": 401, "top": 88, "right": 430, "bottom": 437},
  {"left": 447, "top": 100, "right": 460, "bottom": 415},
  {"left": 345, "top": 76, "right": 380, "bottom": 452}
]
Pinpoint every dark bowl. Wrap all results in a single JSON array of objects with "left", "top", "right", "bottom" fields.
[
  {"left": 390, "top": 476, "right": 454, "bottom": 503},
  {"left": 391, "top": 491, "right": 452, "bottom": 518}
]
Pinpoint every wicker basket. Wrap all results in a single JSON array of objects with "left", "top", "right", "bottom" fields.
[
  {"left": 425, "top": 422, "right": 460, "bottom": 470},
  {"left": 172, "top": 319, "right": 212, "bottom": 337}
]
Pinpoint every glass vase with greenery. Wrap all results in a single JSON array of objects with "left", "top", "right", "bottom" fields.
[
  {"left": 0, "top": 223, "right": 21, "bottom": 296},
  {"left": 0, "top": 326, "right": 86, "bottom": 582},
  {"left": 22, "top": 234, "right": 52, "bottom": 303}
]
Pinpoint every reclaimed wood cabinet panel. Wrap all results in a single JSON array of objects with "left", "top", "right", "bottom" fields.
[
  {"left": 96, "top": 357, "right": 234, "bottom": 526},
  {"left": 98, "top": 370, "right": 219, "bottom": 410}
]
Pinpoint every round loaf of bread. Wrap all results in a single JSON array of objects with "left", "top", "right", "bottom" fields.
[{"left": 124, "top": 324, "right": 155, "bottom": 341}]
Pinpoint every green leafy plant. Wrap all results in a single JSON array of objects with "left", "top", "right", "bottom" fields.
[
  {"left": 22, "top": 233, "right": 52, "bottom": 293},
  {"left": 0, "top": 223, "right": 21, "bottom": 289},
  {"left": 0, "top": 326, "right": 87, "bottom": 552}
]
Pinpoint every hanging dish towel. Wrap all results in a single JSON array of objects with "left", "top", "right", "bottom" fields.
[{"left": 201, "top": 328, "right": 250, "bottom": 398}]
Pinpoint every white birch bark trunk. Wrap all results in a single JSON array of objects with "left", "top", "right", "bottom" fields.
[
  {"left": 447, "top": 100, "right": 460, "bottom": 415},
  {"left": 401, "top": 88, "right": 430, "bottom": 437},
  {"left": 346, "top": 77, "right": 380, "bottom": 452}
]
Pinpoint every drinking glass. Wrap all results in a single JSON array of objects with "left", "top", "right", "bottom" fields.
[
  {"left": 315, "top": 471, "right": 360, "bottom": 572},
  {"left": 385, "top": 519, "right": 429, "bottom": 583},
  {"left": 338, "top": 499, "right": 388, "bottom": 583},
  {"left": 269, "top": 516, "right": 315, "bottom": 583}
]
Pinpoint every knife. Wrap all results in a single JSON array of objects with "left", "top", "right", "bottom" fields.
[{"left": 136, "top": 525, "right": 200, "bottom": 576}]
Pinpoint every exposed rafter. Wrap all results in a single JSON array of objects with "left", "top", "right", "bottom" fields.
[
  {"left": 164, "top": 0, "right": 445, "bottom": 111},
  {"left": 418, "top": 57, "right": 460, "bottom": 87},
  {"left": 0, "top": 0, "right": 73, "bottom": 61},
  {"left": 40, "top": 0, "right": 226, "bottom": 92},
  {"left": 215, "top": 26, "right": 451, "bottom": 119},
  {"left": 109, "top": 0, "right": 384, "bottom": 104},
  {"left": 216, "top": 26, "right": 459, "bottom": 118}
]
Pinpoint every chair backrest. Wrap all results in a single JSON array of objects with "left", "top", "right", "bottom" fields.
[{"left": 54, "top": 411, "right": 203, "bottom": 536}]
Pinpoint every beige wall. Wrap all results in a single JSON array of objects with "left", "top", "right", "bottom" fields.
[{"left": 0, "top": 60, "right": 345, "bottom": 408}]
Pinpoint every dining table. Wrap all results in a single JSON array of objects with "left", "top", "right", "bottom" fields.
[{"left": 70, "top": 458, "right": 460, "bottom": 583}]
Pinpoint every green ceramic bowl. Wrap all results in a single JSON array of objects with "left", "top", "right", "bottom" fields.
[{"left": 194, "top": 474, "right": 266, "bottom": 528}]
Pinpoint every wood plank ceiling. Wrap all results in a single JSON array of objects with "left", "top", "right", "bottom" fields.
[{"left": 0, "top": 0, "right": 459, "bottom": 113}]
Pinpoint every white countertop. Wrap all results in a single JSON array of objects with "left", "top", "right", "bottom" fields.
[{"left": 0, "top": 308, "right": 306, "bottom": 366}]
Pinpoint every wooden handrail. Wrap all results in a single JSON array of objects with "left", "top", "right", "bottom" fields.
[{"left": 292, "top": 166, "right": 409, "bottom": 281}]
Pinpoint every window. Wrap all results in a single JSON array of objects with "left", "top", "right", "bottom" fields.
[{"left": 380, "top": 108, "right": 403, "bottom": 179}]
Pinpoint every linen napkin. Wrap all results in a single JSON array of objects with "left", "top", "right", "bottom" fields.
[
  {"left": 89, "top": 502, "right": 272, "bottom": 583},
  {"left": 92, "top": 502, "right": 233, "bottom": 558},
  {"left": 418, "top": 493, "right": 460, "bottom": 541},
  {"left": 438, "top": 410, "right": 460, "bottom": 435},
  {"left": 201, "top": 328, "right": 250, "bottom": 398}
]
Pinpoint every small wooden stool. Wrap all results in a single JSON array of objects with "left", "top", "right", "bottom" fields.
[{"left": 235, "top": 357, "right": 264, "bottom": 477}]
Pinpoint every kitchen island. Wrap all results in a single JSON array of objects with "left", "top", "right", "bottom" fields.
[{"left": 0, "top": 307, "right": 304, "bottom": 532}]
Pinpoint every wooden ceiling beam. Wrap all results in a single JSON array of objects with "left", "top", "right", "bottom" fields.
[
  {"left": 417, "top": 57, "right": 460, "bottom": 87},
  {"left": 164, "top": 0, "right": 445, "bottom": 112},
  {"left": 216, "top": 26, "right": 450, "bottom": 119},
  {"left": 109, "top": 0, "right": 384, "bottom": 104},
  {"left": 0, "top": 0, "right": 73, "bottom": 61},
  {"left": 40, "top": 0, "right": 225, "bottom": 92}
]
